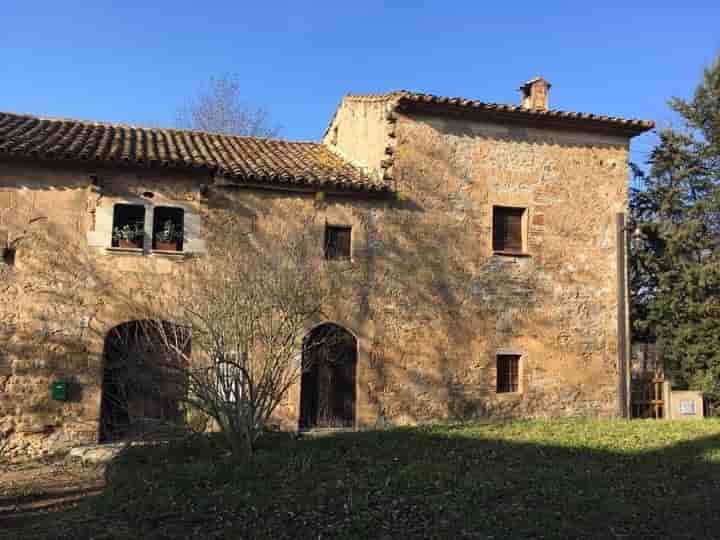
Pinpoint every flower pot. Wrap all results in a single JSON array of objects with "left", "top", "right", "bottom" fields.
[
  {"left": 118, "top": 239, "right": 143, "bottom": 249},
  {"left": 155, "top": 241, "right": 179, "bottom": 252}
]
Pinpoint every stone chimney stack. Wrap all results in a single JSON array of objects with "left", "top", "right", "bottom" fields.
[{"left": 519, "top": 77, "right": 551, "bottom": 110}]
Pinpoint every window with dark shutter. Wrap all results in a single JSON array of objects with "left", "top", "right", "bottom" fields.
[
  {"left": 112, "top": 204, "right": 146, "bottom": 249},
  {"left": 496, "top": 354, "right": 520, "bottom": 393},
  {"left": 493, "top": 207, "right": 525, "bottom": 253},
  {"left": 325, "top": 225, "right": 351, "bottom": 259}
]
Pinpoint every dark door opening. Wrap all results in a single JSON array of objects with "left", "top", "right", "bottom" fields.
[
  {"left": 299, "top": 323, "right": 357, "bottom": 429},
  {"left": 99, "top": 321, "right": 189, "bottom": 442}
]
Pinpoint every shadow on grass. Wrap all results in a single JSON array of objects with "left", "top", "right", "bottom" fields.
[
  {"left": 0, "top": 486, "right": 105, "bottom": 530},
  {"left": 4, "top": 421, "right": 720, "bottom": 539}
]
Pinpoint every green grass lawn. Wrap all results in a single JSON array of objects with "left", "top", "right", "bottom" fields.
[{"left": 15, "top": 419, "right": 720, "bottom": 539}]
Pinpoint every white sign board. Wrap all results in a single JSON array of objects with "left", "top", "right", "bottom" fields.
[{"left": 679, "top": 399, "right": 696, "bottom": 415}]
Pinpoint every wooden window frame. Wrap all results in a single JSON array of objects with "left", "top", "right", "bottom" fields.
[
  {"left": 492, "top": 206, "right": 528, "bottom": 256},
  {"left": 496, "top": 354, "right": 521, "bottom": 394},
  {"left": 324, "top": 224, "right": 352, "bottom": 260}
]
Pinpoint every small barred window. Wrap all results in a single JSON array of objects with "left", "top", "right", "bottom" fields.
[{"left": 497, "top": 354, "right": 520, "bottom": 393}]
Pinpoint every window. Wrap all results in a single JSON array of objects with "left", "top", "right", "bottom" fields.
[
  {"left": 1, "top": 247, "right": 15, "bottom": 267},
  {"left": 0, "top": 229, "right": 13, "bottom": 267},
  {"left": 325, "top": 225, "right": 351, "bottom": 260},
  {"left": 102, "top": 202, "right": 196, "bottom": 255},
  {"left": 153, "top": 207, "right": 184, "bottom": 252},
  {"left": 496, "top": 354, "right": 520, "bottom": 393},
  {"left": 112, "top": 204, "right": 145, "bottom": 249},
  {"left": 492, "top": 206, "right": 525, "bottom": 253}
]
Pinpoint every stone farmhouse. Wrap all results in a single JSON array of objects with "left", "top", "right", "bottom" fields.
[{"left": 0, "top": 78, "right": 653, "bottom": 456}]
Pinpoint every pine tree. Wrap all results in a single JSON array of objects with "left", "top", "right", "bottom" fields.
[{"left": 630, "top": 54, "right": 720, "bottom": 404}]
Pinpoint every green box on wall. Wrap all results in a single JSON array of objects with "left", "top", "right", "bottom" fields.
[{"left": 51, "top": 380, "right": 68, "bottom": 401}]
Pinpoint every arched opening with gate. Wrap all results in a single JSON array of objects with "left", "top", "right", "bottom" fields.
[
  {"left": 299, "top": 323, "right": 357, "bottom": 429},
  {"left": 99, "top": 320, "right": 190, "bottom": 442}
]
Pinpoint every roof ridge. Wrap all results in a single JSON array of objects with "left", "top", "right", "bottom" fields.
[
  {"left": 339, "top": 90, "right": 654, "bottom": 129},
  {"left": 0, "top": 109, "right": 320, "bottom": 146},
  {"left": 397, "top": 91, "right": 654, "bottom": 128}
]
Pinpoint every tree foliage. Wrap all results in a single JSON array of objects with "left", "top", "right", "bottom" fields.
[{"left": 630, "top": 54, "right": 720, "bottom": 401}]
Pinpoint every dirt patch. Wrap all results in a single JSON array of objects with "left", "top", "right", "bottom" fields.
[{"left": 0, "top": 456, "right": 105, "bottom": 537}]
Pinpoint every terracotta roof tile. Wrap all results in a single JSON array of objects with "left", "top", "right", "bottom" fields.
[
  {"left": 345, "top": 90, "right": 654, "bottom": 135},
  {"left": 0, "top": 111, "right": 388, "bottom": 193}
]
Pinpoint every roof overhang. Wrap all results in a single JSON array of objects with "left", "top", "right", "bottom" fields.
[{"left": 393, "top": 93, "right": 654, "bottom": 138}]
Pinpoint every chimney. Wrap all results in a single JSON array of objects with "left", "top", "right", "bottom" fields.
[{"left": 519, "top": 77, "right": 551, "bottom": 111}]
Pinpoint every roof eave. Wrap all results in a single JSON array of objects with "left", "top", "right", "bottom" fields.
[
  {"left": 213, "top": 174, "right": 394, "bottom": 197},
  {"left": 0, "top": 151, "right": 390, "bottom": 195},
  {"left": 0, "top": 149, "right": 218, "bottom": 176},
  {"left": 394, "top": 98, "right": 654, "bottom": 138}
]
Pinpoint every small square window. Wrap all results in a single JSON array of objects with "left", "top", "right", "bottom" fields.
[
  {"left": 153, "top": 207, "right": 184, "bottom": 252},
  {"left": 1, "top": 230, "right": 13, "bottom": 267},
  {"left": 112, "top": 204, "right": 145, "bottom": 249},
  {"left": 497, "top": 354, "right": 520, "bottom": 393},
  {"left": 1, "top": 247, "right": 14, "bottom": 267},
  {"left": 325, "top": 225, "right": 351, "bottom": 260},
  {"left": 493, "top": 207, "right": 525, "bottom": 253}
]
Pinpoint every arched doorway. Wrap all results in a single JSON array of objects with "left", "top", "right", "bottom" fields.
[
  {"left": 99, "top": 320, "right": 190, "bottom": 442},
  {"left": 299, "top": 323, "right": 357, "bottom": 429}
]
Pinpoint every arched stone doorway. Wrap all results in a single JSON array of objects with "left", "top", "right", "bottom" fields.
[
  {"left": 299, "top": 323, "right": 357, "bottom": 429},
  {"left": 99, "top": 320, "right": 190, "bottom": 442}
]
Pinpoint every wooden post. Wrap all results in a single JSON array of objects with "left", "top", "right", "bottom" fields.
[{"left": 663, "top": 380, "right": 671, "bottom": 419}]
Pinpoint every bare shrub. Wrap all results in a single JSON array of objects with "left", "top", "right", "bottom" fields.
[
  {"left": 144, "top": 218, "right": 339, "bottom": 457},
  {"left": 0, "top": 432, "right": 9, "bottom": 467}
]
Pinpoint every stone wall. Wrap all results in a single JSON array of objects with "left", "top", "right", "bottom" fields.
[
  {"left": 0, "top": 159, "right": 208, "bottom": 458},
  {"left": 0, "top": 106, "right": 633, "bottom": 457},
  {"left": 323, "top": 96, "right": 392, "bottom": 181},
  {"left": 327, "top": 104, "right": 631, "bottom": 424}
]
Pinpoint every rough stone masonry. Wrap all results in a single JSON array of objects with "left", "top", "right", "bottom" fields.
[{"left": 0, "top": 78, "right": 653, "bottom": 457}]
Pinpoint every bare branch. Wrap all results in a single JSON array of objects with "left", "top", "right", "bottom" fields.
[
  {"left": 141, "top": 217, "right": 337, "bottom": 457},
  {"left": 176, "top": 74, "right": 281, "bottom": 138}
]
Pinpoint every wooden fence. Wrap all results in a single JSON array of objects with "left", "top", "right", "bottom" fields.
[{"left": 631, "top": 369, "right": 665, "bottom": 419}]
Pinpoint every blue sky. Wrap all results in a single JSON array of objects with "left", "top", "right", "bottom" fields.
[{"left": 1, "top": 1, "right": 719, "bottom": 166}]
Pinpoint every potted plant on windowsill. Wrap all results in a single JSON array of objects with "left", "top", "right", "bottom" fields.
[
  {"left": 154, "top": 220, "right": 183, "bottom": 251},
  {"left": 112, "top": 223, "right": 144, "bottom": 249}
]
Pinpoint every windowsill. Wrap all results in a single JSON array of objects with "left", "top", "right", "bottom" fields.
[
  {"left": 106, "top": 247, "right": 188, "bottom": 258},
  {"left": 493, "top": 251, "right": 531, "bottom": 258},
  {"left": 495, "top": 391, "right": 523, "bottom": 399},
  {"left": 152, "top": 249, "right": 186, "bottom": 256},
  {"left": 107, "top": 247, "right": 144, "bottom": 255}
]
